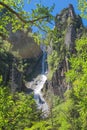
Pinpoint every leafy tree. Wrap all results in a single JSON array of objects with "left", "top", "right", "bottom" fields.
[
  {"left": 43, "top": 37, "right": 87, "bottom": 130},
  {"left": 24, "top": 121, "right": 51, "bottom": 130},
  {"left": 78, "top": 0, "right": 87, "bottom": 19},
  {"left": 66, "top": 36, "right": 87, "bottom": 130},
  {"left": 0, "top": 39, "right": 13, "bottom": 85},
  {"left": 0, "top": 0, "right": 54, "bottom": 39},
  {"left": 47, "top": 50, "right": 59, "bottom": 79},
  {"left": 0, "top": 86, "right": 42, "bottom": 130}
]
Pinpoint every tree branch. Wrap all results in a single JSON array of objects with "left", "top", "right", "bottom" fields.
[
  {"left": 34, "top": 23, "right": 48, "bottom": 33},
  {"left": 0, "top": 1, "right": 49, "bottom": 24}
]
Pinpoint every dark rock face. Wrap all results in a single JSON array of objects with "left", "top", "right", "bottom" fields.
[
  {"left": 45, "top": 4, "right": 84, "bottom": 97},
  {"left": 10, "top": 66, "right": 24, "bottom": 92},
  {"left": 8, "top": 28, "right": 42, "bottom": 59},
  {"left": 24, "top": 55, "right": 42, "bottom": 81},
  {"left": 65, "top": 24, "right": 76, "bottom": 53},
  {"left": 44, "top": 59, "right": 69, "bottom": 97},
  {"left": 10, "top": 55, "right": 43, "bottom": 92},
  {"left": 68, "top": 4, "right": 76, "bottom": 19},
  {"left": 7, "top": 27, "right": 42, "bottom": 92}
]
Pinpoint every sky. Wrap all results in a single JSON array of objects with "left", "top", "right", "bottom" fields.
[{"left": 24, "top": 0, "right": 87, "bottom": 29}]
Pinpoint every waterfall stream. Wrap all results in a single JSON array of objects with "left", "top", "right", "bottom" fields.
[
  {"left": 26, "top": 46, "right": 49, "bottom": 116},
  {"left": 34, "top": 46, "right": 49, "bottom": 115}
]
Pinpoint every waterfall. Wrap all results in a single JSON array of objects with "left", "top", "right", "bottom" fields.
[
  {"left": 34, "top": 46, "right": 49, "bottom": 115},
  {"left": 26, "top": 45, "right": 49, "bottom": 116},
  {"left": 42, "top": 51, "right": 46, "bottom": 74}
]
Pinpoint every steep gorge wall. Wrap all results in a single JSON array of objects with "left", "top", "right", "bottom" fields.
[{"left": 44, "top": 4, "right": 84, "bottom": 97}]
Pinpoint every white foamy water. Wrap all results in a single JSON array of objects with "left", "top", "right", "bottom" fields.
[
  {"left": 26, "top": 45, "right": 49, "bottom": 116},
  {"left": 34, "top": 74, "right": 49, "bottom": 114},
  {"left": 34, "top": 45, "right": 49, "bottom": 115}
]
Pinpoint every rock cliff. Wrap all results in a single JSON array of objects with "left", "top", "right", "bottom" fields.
[
  {"left": 1, "top": 25, "right": 42, "bottom": 92},
  {"left": 8, "top": 28, "right": 42, "bottom": 59},
  {"left": 44, "top": 4, "right": 84, "bottom": 97}
]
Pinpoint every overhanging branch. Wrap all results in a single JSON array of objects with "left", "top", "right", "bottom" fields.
[
  {"left": 0, "top": 1, "right": 49, "bottom": 24},
  {"left": 34, "top": 23, "right": 48, "bottom": 33}
]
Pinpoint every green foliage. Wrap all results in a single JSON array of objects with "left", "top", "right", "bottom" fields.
[
  {"left": 47, "top": 50, "right": 59, "bottom": 79},
  {"left": 0, "top": 0, "right": 54, "bottom": 38},
  {"left": 0, "top": 87, "right": 42, "bottom": 130},
  {"left": 0, "top": 75, "right": 2, "bottom": 83},
  {"left": 67, "top": 17, "right": 76, "bottom": 26},
  {"left": 78, "top": 0, "right": 87, "bottom": 19},
  {"left": 45, "top": 27, "right": 65, "bottom": 79},
  {"left": 25, "top": 121, "right": 51, "bottom": 130},
  {"left": 0, "top": 40, "right": 13, "bottom": 85},
  {"left": 47, "top": 50, "right": 59, "bottom": 70},
  {"left": 43, "top": 36, "right": 87, "bottom": 130},
  {"left": 65, "top": 36, "right": 87, "bottom": 130}
]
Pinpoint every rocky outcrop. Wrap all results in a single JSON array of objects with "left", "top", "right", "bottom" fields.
[
  {"left": 1, "top": 9, "right": 42, "bottom": 59},
  {"left": 44, "top": 60, "right": 67, "bottom": 98},
  {"left": 8, "top": 28, "right": 42, "bottom": 59},
  {"left": 10, "top": 64, "right": 24, "bottom": 92},
  {"left": 45, "top": 4, "right": 84, "bottom": 97},
  {"left": 65, "top": 24, "right": 76, "bottom": 53},
  {"left": 7, "top": 27, "right": 42, "bottom": 91}
]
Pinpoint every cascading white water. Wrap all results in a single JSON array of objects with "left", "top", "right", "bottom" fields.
[
  {"left": 34, "top": 45, "right": 49, "bottom": 115},
  {"left": 26, "top": 45, "right": 49, "bottom": 116},
  {"left": 34, "top": 75, "right": 48, "bottom": 112}
]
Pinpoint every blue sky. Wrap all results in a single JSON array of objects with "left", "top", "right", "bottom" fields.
[{"left": 24, "top": 0, "right": 87, "bottom": 27}]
